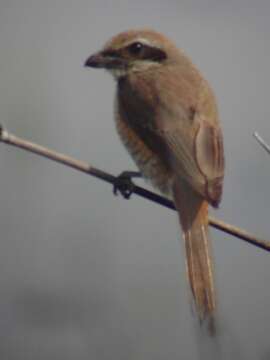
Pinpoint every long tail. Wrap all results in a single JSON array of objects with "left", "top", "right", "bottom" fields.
[{"left": 173, "top": 181, "right": 216, "bottom": 335}]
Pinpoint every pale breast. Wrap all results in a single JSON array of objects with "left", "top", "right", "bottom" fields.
[{"left": 115, "top": 108, "right": 173, "bottom": 195}]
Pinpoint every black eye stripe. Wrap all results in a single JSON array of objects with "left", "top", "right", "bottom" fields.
[
  {"left": 125, "top": 42, "right": 167, "bottom": 62},
  {"left": 103, "top": 43, "right": 167, "bottom": 63},
  {"left": 145, "top": 46, "right": 167, "bottom": 62},
  {"left": 128, "top": 42, "right": 143, "bottom": 55},
  {"left": 102, "top": 49, "right": 121, "bottom": 58}
]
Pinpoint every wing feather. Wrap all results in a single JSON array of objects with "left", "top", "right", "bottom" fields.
[{"left": 161, "top": 113, "right": 224, "bottom": 206}]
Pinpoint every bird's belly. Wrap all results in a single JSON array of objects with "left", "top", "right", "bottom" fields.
[{"left": 115, "top": 116, "right": 173, "bottom": 195}]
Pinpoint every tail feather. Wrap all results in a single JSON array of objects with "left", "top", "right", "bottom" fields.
[{"left": 173, "top": 180, "right": 216, "bottom": 335}]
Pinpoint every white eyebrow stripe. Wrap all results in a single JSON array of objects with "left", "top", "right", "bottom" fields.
[
  {"left": 133, "top": 37, "right": 152, "bottom": 46},
  {"left": 125, "top": 37, "right": 162, "bottom": 49}
]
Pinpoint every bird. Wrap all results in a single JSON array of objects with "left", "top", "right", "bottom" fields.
[{"left": 84, "top": 29, "right": 225, "bottom": 335}]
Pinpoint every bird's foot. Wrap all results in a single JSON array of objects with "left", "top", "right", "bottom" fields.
[{"left": 113, "top": 171, "right": 142, "bottom": 199}]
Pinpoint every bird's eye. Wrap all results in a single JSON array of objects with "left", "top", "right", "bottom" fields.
[{"left": 128, "top": 42, "right": 144, "bottom": 55}]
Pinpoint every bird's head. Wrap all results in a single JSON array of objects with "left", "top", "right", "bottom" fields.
[{"left": 84, "top": 29, "right": 180, "bottom": 79}]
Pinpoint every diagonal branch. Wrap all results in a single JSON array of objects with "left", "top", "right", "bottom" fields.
[
  {"left": 0, "top": 125, "right": 269, "bottom": 252},
  {"left": 253, "top": 132, "right": 270, "bottom": 156}
]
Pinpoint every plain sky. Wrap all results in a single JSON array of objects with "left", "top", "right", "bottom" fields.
[{"left": 0, "top": 0, "right": 270, "bottom": 359}]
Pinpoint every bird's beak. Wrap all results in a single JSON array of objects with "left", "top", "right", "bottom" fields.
[
  {"left": 84, "top": 52, "right": 108, "bottom": 68},
  {"left": 84, "top": 51, "right": 124, "bottom": 69}
]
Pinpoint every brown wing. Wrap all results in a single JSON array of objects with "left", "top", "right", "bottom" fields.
[
  {"left": 162, "top": 113, "right": 224, "bottom": 207},
  {"left": 116, "top": 74, "right": 224, "bottom": 206}
]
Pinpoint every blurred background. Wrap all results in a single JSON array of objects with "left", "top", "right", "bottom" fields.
[{"left": 0, "top": 0, "right": 270, "bottom": 359}]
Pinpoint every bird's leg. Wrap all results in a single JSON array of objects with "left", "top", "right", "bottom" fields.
[{"left": 113, "top": 171, "right": 142, "bottom": 199}]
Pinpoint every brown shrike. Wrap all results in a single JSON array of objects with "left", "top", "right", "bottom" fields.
[{"left": 85, "top": 29, "right": 224, "bottom": 334}]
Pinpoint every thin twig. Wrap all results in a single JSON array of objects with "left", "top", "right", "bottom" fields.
[
  {"left": 0, "top": 125, "right": 269, "bottom": 252},
  {"left": 253, "top": 132, "right": 270, "bottom": 155}
]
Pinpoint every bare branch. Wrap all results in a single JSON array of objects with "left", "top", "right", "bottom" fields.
[
  {"left": 253, "top": 132, "right": 270, "bottom": 155},
  {"left": 0, "top": 125, "right": 269, "bottom": 252}
]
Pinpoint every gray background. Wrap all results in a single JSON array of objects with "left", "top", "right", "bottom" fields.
[{"left": 0, "top": 0, "right": 269, "bottom": 359}]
